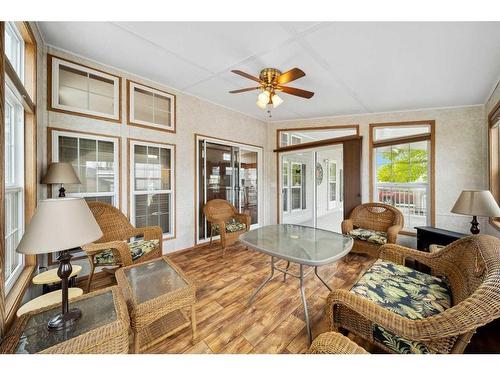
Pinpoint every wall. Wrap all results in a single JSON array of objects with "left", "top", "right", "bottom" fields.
[
  {"left": 267, "top": 105, "right": 496, "bottom": 237},
  {"left": 39, "top": 46, "right": 268, "bottom": 255}
]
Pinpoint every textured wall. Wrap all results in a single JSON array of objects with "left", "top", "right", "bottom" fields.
[
  {"left": 267, "top": 105, "right": 496, "bottom": 237},
  {"left": 39, "top": 46, "right": 268, "bottom": 254}
]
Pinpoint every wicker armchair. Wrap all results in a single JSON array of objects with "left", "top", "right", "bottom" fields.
[
  {"left": 203, "top": 199, "right": 251, "bottom": 257},
  {"left": 342, "top": 203, "right": 404, "bottom": 257},
  {"left": 308, "top": 332, "right": 368, "bottom": 354},
  {"left": 326, "top": 234, "right": 500, "bottom": 354},
  {"left": 82, "top": 202, "right": 162, "bottom": 292}
]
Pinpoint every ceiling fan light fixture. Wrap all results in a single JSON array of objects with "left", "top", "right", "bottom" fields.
[
  {"left": 271, "top": 93, "right": 283, "bottom": 108},
  {"left": 256, "top": 99, "right": 267, "bottom": 109}
]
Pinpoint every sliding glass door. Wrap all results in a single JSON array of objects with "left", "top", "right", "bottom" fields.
[
  {"left": 279, "top": 144, "right": 344, "bottom": 232},
  {"left": 197, "top": 136, "right": 262, "bottom": 243}
]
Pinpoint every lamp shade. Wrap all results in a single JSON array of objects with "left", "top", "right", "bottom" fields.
[
  {"left": 16, "top": 198, "right": 102, "bottom": 255},
  {"left": 451, "top": 190, "right": 500, "bottom": 217},
  {"left": 42, "top": 162, "right": 81, "bottom": 184}
]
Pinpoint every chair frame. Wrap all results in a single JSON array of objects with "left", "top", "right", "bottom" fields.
[
  {"left": 325, "top": 234, "right": 500, "bottom": 354},
  {"left": 82, "top": 202, "right": 163, "bottom": 292},
  {"left": 342, "top": 202, "right": 404, "bottom": 257},
  {"left": 203, "top": 199, "right": 251, "bottom": 257}
]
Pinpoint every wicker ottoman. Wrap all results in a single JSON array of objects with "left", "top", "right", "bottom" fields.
[
  {"left": 115, "top": 256, "right": 197, "bottom": 353},
  {"left": 0, "top": 286, "right": 130, "bottom": 354}
]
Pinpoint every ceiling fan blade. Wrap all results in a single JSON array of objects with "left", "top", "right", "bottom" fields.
[
  {"left": 277, "top": 68, "right": 305, "bottom": 85},
  {"left": 229, "top": 87, "right": 260, "bottom": 94},
  {"left": 278, "top": 86, "right": 315, "bottom": 99},
  {"left": 231, "top": 70, "right": 261, "bottom": 83}
]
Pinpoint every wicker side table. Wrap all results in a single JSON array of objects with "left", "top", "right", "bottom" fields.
[
  {"left": 115, "top": 256, "right": 197, "bottom": 353},
  {"left": 0, "top": 286, "right": 130, "bottom": 354}
]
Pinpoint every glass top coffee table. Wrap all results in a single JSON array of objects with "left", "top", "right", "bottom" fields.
[{"left": 239, "top": 224, "right": 353, "bottom": 344}]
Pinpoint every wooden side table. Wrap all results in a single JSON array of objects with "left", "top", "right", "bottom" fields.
[
  {"left": 16, "top": 288, "right": 83, "bottom": 317},
  {"left": 1, "top": 287, "right": 130, "bottom": 354},
  {"left": 33, "top": 265, "right": 82, "bottom": 294},
  {"left": 115, "top": 256, "right": 197, "bottom": 353}
]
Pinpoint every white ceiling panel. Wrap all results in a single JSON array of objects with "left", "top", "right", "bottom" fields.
[{"left": 38, "top": 22, "right": 500, "bottom": 121}]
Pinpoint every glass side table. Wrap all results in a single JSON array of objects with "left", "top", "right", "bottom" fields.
[
  {"left": 0, "top": 287, "right": 130, "bottom": 354},
  {"left": 115, "top": 256, "right": 197, "bottom": 353}
]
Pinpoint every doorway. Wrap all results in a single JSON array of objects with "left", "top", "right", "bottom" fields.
[
  {"left": 196, "top": 135, "right": 263, "bottom": 243},
  {"left": 279, "top": 144, "right": 344, "bottom": 232}
]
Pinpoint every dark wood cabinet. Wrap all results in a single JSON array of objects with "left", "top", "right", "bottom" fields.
[{"left": 415, "top": 226, "right": 467, "bottom": 251}]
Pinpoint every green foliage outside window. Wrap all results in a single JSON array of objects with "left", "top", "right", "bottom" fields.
[{"left": 377, "top": 147, "right": 428, "bottom": 183}]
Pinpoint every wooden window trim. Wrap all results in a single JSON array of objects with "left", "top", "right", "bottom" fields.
[
  {"left": 127, "top": 138, "right": 177, "bottom": 240},
  {"left": 47, "top": 54, "right": 122, "bottom": 123},
  {"left": 47, "top": 127, "right": 122, "bottom": 210},
  {"left": 369, "top": 120, "right": 436, "bottom": 236},
  {"left": 275, "top": 124, "right": 359, "bottom": 150},
  {"left": 127, "top": 80, "right": 176, "bottom": 133},
  {"left": 488, "top": 100, "right": 500, "bottom": 231},
  {"left": 1, "top": 21, "right": 38, "bottom": 335}
]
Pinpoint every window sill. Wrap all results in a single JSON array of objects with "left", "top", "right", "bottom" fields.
[{"left": 5, "top": 265, "right": 36, "bottom": 329}]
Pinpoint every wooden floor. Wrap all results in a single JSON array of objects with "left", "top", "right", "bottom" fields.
[{"left": 81, "top": 242, "right": 375, "bottom": 354}]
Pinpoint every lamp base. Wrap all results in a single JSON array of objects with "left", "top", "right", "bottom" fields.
[
  {"left": 58, "top": 186, "right": 66, "bottom": 198},
  {"left": 48, "top": 308, "right": 82, "bottom": 331},
  {"left": 470, "top": 215, "right": 480, "bottom": 235}
]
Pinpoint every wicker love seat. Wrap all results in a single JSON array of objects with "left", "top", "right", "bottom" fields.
[
  {"left": 82, "top": 202, "right": 163, "bottom": 292},
  {"left": 325, "top": 234, "right": 500, "bottom": 354},
  {"left": 203, "top": 199, "right": 251, "bottom": 257},
  {"left": 342, "top": 203, "right": 404, "bottom": 257}
]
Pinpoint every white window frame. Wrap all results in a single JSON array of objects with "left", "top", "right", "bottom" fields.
[
  {"left": 4, "top": 85, "right": 25, "bottom": 294},
  {"left": 5, "top": 21, "right": 24, "bottom": 83},
  {"left": 129, "top": 140, "right": 175, "bottom": 239},
  {"left": 50, "top": 56, "right": 120, "bottom": 121},
  {"left": 328, "top": 161, "right": 337, "bottom": 208},
  {"left": 128, "top": 81, "right": 176, "bottom": 132},
  {"left": 51, "top": 130, "right": 120, "bottom": 206},
  {"left": 282, "top": 161, "right": 289, "bottom": 213}
]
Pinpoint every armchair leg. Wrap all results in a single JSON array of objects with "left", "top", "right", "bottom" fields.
[{"left": 87, "top": 263, "right": 95, "bottom": 293}]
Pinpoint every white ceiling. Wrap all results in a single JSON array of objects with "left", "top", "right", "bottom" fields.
[{"left": 38, "top": 22, "right": 500, "bottom": 121}]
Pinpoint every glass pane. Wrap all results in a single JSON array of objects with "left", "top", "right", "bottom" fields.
[
  {"left": 240, "top": 150, "right": 258, "bottom": 225},
  {"left": 97, "top": 141, "right": 115, "bottom": 193},
  {"left": 154, "top": 94, "right": 171, "bottom": 126},
  {"left": 147, "top": 147, "right": 161, "bottom": 190},
  {"left": 291, "top": 188, "right": 301, "bottom": 210},
  {"left": 283, "top": 188, "right": 288, "bottom": 212},
  {"left": 134, "top": 87, "right": 154, "bottom": 123},
  {"left": 4, "top": 190, "right": 23, "bottom": 286},
  {"left": 89, "top": 74, "right": 114, "bottom": 114},
  {"left": 134, "top": 145, "right": 148, "bottom": 191},
  {"left": 89, "top": 93, "right": 114, "bottom": 115},
  {"left": 280, "top": 128, "right": 357, "bottom": 148},
  {"left": 5, "top": 22, "right": 23, "bottom": 81},
  {"left": 135, "top": 193, "right": 171, "bottom": 234},
  {"left": 58, "top": 65, "right": 88, "bottom": 108},
  {"left": 79, "top": 138, "right": 97, "bottom": 193},
  {"left": 160, "top": 148, "right": 171, "bottom": 190},
  {"left": 291, "top": 164, "right": 302, "bottom": 186},
  {"left": 280, "top": 133, "right": 289, "bottom": 147},
  {"left": 374, "top": 125, "right": 430, "bottom": 141},
  {"left": 4, "top": 101, "right": 14, "bottom": 186}
]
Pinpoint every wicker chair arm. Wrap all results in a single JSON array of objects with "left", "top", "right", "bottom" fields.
[
  {"left": 82, "top": 241, "right": 133, "bottom": 266},
  {"left": 341, "top": 219, "right": 354, "bottom": 234},
  {"left": 385, "top": 225, "right": 402, "bottom": 244},
  {"left": 208, "top": 219, "right": 226, "bottom": 231},
  {"left": 378, "top": 243, "right": 436, "bottom": 266},
  {"left": 133, "top": 226, "right": 163, "bottom": 241},
  {"left": 308, "top": 332, "right": 368, "bottom": 354},
  {"left": 234, "top": 213, "right": 251, "bottom": 228}
]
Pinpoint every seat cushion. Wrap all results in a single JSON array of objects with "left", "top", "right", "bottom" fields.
[
  {"left": 94, "top": 239, "right": 160, "bottom": 265},
  {"left": 350, "top": 259, "right": 451, "bottom": 354},
  {"left": 349, "top": 228, "right": 387, "bottom": 245},
  {"left": 211, "top": 219, "right": 246, "bottom": 236}
]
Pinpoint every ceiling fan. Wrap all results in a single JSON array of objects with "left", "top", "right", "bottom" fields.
[{"left": 229, "top": 67, "right": 314, "bottom": 112}]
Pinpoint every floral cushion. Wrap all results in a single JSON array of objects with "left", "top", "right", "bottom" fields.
[
  {"left": 94, "top": 239, "right": 160, "bottom": 265},
  {"left": 350, "top": 259, "right": 451, "bottom": 354},
  {"left": 349, "top": 228, "right": 387, "bottom": 245},
  {"left": 211, "top": 219, "right": 246, "bottom": 236}
]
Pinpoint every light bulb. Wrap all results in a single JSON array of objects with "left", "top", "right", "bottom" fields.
[{"left": 272, "top": 94, "right": 283, "bottom": 108}]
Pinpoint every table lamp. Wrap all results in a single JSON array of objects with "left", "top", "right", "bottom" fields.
[
  {"left": 451, "top": 190, "right": 500, "bottom": 234},
  {"left": 42, "top": 162, "right": 81, "bottom": 197},
  {"left": 16, "top": 198, "right": 102, "bottom": 330}
]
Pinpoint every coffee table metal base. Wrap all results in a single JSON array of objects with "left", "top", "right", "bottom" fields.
[{"left": 248, "top": 256, "right": 332, "bottom": 345}]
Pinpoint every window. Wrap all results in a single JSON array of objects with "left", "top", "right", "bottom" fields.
[
  {"left": 370, "top": 122, "right": 434, "bottom": 233},
  {"left": 4, "top": 22, "right": 24, "bottom": 82},
  {"left": 282, "top": 161, "right": 289, "bottom": 212},
  {"left": 489, "top": 102, "right": 500, "bottom": 230},
  {"left": 128, "top": 81, "right": 176, "bottom": 132},
  {"left": 290, "top": 163, "right": 306, "bottom": 210},
  {"left": 51, "top": 130, "right": 120, "bottom": 206},
  {"left": 49, "top": 55, "right": 121, "bottom": 122},
  {"left": 130, "top": 141, "right": 175, "bottom": 238},
  {"left": 277, "top": 126, "right": 359, "bottom": 149},
  {"left": 4, "top": 87, "right": 25, "bottom": 294},
  {"left": 328, "top": 162, "right": 337, "bottom": 203}
]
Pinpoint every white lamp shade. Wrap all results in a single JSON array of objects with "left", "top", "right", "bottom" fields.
[
  {"left": 16, "top": 198, "right": 103, "bottom": 255},
  {"left": 42, "top": 162, "right": 81, "bottom": 184},
  {"left": 451, "top": 190, "right": 500, "bottom": 217},
  {"left": 272, "top": 93, "right": 284, "bottom": 108}
]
